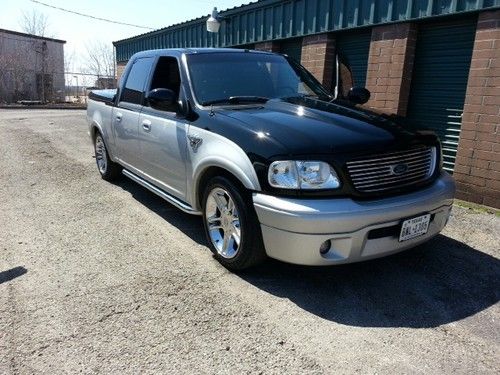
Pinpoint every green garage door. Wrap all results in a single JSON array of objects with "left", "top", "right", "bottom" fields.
[
  {"left": 336, "top": 29, "right": 372, "bottom": 87},
  {"left": 281, "top": 38, "right": 302, "bottom": 63},
  {"left": 406, "top": 18, "right": 476, "bottom": 173}
]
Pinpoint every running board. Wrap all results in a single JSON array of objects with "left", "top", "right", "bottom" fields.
[{"left": 122, "top": 169, "right": 201, "bottom": 215}]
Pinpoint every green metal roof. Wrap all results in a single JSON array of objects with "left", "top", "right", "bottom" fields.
[{"left": 114, "top": 0, "right": 499, "bottom": 62}]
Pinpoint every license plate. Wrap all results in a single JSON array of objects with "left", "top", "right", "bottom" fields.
[{"left": 399, "top": 214, "right": 431, "bottom": 242}]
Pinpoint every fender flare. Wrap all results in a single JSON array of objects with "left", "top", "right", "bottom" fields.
[
  {"left": 194, "top": 156, "right": 260, "bottom": 188},
  {"left": 89, "top": 121, "right": 103, "bottom": 141},
  {"left": 186, "top": 125, "right": 263, "bottom": 211}
]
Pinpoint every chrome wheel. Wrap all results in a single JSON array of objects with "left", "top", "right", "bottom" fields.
[
  {"left": 95, "top": 136, "right": 108, "bottom": 174},
  {"left": 205, "top": 187, "right": 241, "bottom": 259}
]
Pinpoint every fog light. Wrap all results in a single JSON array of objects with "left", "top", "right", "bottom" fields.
[{"left": 319, "top": 240, "right": 331, "bottom": 255}]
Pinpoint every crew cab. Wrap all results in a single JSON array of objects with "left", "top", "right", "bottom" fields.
[{"left": 87, "top": 48, "right": 455, "bottom": 270}]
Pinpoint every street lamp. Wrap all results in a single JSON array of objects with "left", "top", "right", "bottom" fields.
[{"left": 206, "top": 7, "right": 229, "bottom": 33}]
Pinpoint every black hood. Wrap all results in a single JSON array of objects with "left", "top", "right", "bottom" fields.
[
  {"left": 208, "top": 97, "right": 437, "bottom": 158},
  {"left": 191, "top": 97, "right": 440, "bottom": 198}
]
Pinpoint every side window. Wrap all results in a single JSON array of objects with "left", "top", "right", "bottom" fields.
[
  {"left": 149, "top": 57, "right": 181, "bottom": 98},
  {"left": 120, "top": 57, "right": 154, "bottom": 105}
]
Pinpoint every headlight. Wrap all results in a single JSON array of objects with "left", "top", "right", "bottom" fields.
[{"left": 268, "top": 161, "right": 341, "bottom": 189}]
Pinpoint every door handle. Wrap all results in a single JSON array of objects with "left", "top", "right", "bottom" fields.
[
  {"left": 142, "top": 120, "right": 152, "bottom": 132},
  {"left": 115, "top": 113, "right": 122, "bottom": 122}
]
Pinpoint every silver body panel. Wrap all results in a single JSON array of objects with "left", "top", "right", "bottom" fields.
[
  {"left": 113, "top": 103, "right": 141, "bottom": 167},
  {"left": 185, "top": 125, "right": 261, "bottom": 212},
  {"left": 253, "top": 173, "right": 455, "bottom": 265},
  {"left": 87, "top": 99, "right": 260, "bottom": 214},
  {"left": 138, "top": 106, "right": 188, "bottom": 200}
]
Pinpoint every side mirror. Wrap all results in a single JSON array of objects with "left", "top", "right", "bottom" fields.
[
  {"left": 347, "top": 87, "right": 371, "bottom": 105},
  {"left": 147, "top": 88, "right": 178, "bottom": 112}
]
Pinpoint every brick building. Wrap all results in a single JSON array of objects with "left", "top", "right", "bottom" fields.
[
  {"left": 0, "top": 28, "right": 66, "bottom": 103},
  {"left": 113, "top": 0, "right": 500, "bottom": 208}
]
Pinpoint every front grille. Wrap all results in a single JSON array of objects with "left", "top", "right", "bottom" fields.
[{"left": 346, "top": 146, "right": 436, "bottom": 193}]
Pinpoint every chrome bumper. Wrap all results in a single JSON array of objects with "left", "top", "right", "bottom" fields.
[{"left": 253, "top": 173, "right": 455, "bottom": 265}]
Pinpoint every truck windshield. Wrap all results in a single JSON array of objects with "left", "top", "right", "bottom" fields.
[{"left": 186, "top": 52, "right": 331, "bottom": 106}]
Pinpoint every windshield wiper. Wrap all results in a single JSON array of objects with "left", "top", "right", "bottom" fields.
[
  {"left": 281, "top": 94, "right": 334, "bottom": 102},
  {"left": 201, "top": 96, "right": 270, "bottom": 106}
]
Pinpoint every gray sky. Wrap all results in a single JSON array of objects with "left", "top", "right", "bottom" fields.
[{"left": 1, "top": 0, "right": 246, "bottom": 78}]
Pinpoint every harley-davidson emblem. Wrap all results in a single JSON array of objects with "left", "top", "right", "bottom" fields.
[{"left": 187, "top": 134, "right": 203, "bottom": 152}]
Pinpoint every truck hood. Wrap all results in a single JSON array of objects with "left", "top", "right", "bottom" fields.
[{"left": 215, "top": 97, "right": 436, "bottom": 156}]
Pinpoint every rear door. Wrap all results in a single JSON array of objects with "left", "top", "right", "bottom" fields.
[
  {"left": 138, "top": 56, "right": 188, "bottom": 201},
  {"left": 114, "top": 57, "right": 154, "bottom": 167},
  {"left": 280, "top": 38, "right": 302, "bottom": 63}
]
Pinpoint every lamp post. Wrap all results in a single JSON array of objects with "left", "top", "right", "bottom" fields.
[
  {"left": 206, "top": 7, "right": 222, "bottom": 33},
  {"left": 206, "top": 7, "right": 230, "bottom": 33}
]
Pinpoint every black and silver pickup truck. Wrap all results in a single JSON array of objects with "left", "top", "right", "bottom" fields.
[{"left": 87, "top": 48, "right": 455, "bottom": 270}]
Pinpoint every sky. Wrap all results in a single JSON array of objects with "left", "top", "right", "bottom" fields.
[{"left": 1, "top": 0, "right": 246, "bottom": 83}]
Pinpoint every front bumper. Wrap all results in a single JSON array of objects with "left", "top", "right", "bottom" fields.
[{"left": 253, "top": 172, "right": 455, "bottom": 265}]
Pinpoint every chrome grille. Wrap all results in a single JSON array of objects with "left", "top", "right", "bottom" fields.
[{"left": 346, "top": 147, "right": 436, "bottom": 193}]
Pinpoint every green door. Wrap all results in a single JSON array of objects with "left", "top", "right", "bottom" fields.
[
  {"left": 335, "top": 29, "right": 372, "bottom": 87},
  {"left": 280, "top": 38, "right": 302, "bottom": 63},
  {"left": 406, "top": 18, "right": 477, "bottom": 173}
]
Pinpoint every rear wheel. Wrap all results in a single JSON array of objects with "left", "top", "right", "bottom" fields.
[
  {"left": 202, "top": 176, "right": 266, "bottom": 271},
  {"left": 94, "top": 133, "right": 121, "bottom": 181}
]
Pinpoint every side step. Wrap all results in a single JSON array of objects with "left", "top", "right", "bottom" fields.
[{"left": 122, "top": 169, "right": 201, "bottom": 215}]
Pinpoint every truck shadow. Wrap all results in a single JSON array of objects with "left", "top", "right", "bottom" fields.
[
  {"left": 113, "top": 177, "right": 206, "bottom": 245},
  {"left": 240, "top": 235, "right": 500, "bottom": 328},
  {"left": 114, "top": 178, "right": 499, "bottom": 328}
]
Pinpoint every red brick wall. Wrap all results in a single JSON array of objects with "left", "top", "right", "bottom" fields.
[
  {"left": 454, "top": 9, "right": 500, "bottom": 208},
  {"left": 365, "top": 23, "right": 417, "bottom": 116},
  {"left": 254, "top": 41, "right": 280, "bottom": 52},
  {"left": 116, "top": 62, "right": 127, "bottom": 83},
  {"left": 300, "top": 34, "right": 336, "bottom": 91}
]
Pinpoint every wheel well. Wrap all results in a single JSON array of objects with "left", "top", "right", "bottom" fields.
[
  {"left": 90, "top": 125, "right": 100, "bottom": 141},
  {"left": 197, "top": 166, "right": 248, "bottom": 209}
]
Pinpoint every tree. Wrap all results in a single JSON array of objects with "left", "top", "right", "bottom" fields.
[
  {"left": 19, "top": 9, "right": 50, "bottom": 37},
  {"left": 83, "top": 41, "right": 116, "bottom": 88}
]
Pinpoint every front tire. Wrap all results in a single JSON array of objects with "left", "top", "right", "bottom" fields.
[
  {"left": 94, "top": 133, "right": 121, "bottom": 181},
  {"left": 202, "top": 176, "right": 266, "bottom": 271}
]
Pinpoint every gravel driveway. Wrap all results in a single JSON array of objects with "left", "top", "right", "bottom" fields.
[{"left": 0, "top": 109, "right": 499, "bottom": 374}]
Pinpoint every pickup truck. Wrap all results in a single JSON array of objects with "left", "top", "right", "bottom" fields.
[{"left": 87, "top": 48, "right": 455, "bottom": 271}]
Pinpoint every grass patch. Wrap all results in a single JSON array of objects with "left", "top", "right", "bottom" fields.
[{"left": 454, "top": 199, "right": 500, "bottom": 217}]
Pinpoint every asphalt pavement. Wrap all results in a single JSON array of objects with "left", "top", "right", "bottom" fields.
[{"left": 0, "top": 109, "right": 499, "bottom": 374}]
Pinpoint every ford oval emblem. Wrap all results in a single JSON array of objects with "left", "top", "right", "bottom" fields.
[{"left": 392, "top": 163, "right": 408, "bottom": 175}]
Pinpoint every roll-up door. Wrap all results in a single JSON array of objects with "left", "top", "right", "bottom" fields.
[
  {"left": 281, "top": 38, "right": 302, "bottom": 63},
  {"left": 406, "top": 18, "right": 476, "bottom": 173},
  {"left": 335, "top": 29, "right": 371, "bottom": 87}
]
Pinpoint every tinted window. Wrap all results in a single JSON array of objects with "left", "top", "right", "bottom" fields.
[
  {"left": 187, "top": 53, "right": 329, "bottom": 105},
  {"left": 121, "top": 57, "right": 154, "bottom": 104},
  {"left": 149, "top": 57, "right": 181, "bottom": 96}
]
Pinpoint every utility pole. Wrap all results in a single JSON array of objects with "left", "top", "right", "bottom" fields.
[
  {"left": 73, "top": 75, "right": 79, "bottom": 101},
  {"left": 41, "top": 41, "right": 47, "bottom": 103}
]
